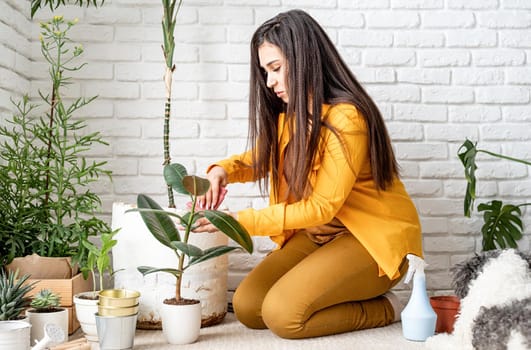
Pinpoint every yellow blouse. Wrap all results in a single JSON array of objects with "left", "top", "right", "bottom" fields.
[{"left": 212, "top": 103, "right": 423, "bottom": 280}]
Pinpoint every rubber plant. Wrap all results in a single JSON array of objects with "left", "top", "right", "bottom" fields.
[
  {"left": 458, "top": 139, "right": 531, "bottom": 251},
  {"left": 128, "top": 163, "right": 253, "bottom": 303}
]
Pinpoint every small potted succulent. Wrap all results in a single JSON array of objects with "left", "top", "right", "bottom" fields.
[
  {"left": 129, "top": 163, "right": 253, "bottom": 344},
  {"left": 26, "top": 289, "right": 68, "bottom": 346}
]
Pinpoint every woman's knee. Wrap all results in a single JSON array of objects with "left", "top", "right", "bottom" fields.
[
  {"left": 232, "top": 285, "right": 267, "bottom": 329},
  {"left": 261, "top": 289, "right": 304, "bottom": 339}
]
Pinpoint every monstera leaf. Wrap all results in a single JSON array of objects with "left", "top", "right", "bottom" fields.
[{"left": 478, "top": 200, "right": 523, "bottom": 251}]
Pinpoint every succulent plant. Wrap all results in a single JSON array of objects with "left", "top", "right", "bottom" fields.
[
  {"left": 30, "top": 288, "right": 61, "bottom": 312},
  {"left": 0, "top": 269, "right": 36, "bottom": 320}
]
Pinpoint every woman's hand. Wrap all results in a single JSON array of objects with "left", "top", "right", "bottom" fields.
[{"left": 198, "top": 165, "right": 228, "bottom": 210}]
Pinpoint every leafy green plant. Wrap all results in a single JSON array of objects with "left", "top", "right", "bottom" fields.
[
  {"left": 81, "top": 230, "right": 120, "bottom": 292},
  {"left": 0, "top": 16, "right": 111, "bottom": 268},
  {"left": 30, "top": 0, "right": 105, "bottom": 18},
  {"left": 458, "top": 139, "right": 531, "bottom": 251},
  {"left": 128, "top": 163, "right": 253, "bottom": 302},
  {"left": 0, "top": 269, "right": 37, "bottom": 320},
  {"left": 30, "top": 289, "right": 61, "bottom": 312}
]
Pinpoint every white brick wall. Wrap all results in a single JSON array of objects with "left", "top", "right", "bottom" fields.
[{"left": 2, "top": 1, "right": 531, "bottom": 300}]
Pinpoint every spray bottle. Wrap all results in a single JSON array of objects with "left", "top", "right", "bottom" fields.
[{"left": 401, "top": 254, "right": 437, "bottom": 341}]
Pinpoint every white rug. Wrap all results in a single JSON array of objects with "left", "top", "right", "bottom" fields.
[{"left": 129, "top": 313, "right": 427, "bottom": 350}]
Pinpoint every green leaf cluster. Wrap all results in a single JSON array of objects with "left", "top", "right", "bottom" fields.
[
  {"left": 458, "top": 139, "right": 531, "bottom": 251},
  {"left": 0, "top": 269, "right": 36, "bottom": 320},
  {"left": 81, "top": 229, "right": 120, "bottom": 292},
  {"left": 0, "top": 16, "right": 111, "bottom": 269},
  {"left": 30, "top": 288, "right": 61, "bottom": 311},
  {"left": 31, "top": 0, "right": 105, "bottom": 18},
  {"left": 128, "top": 163, "right": 253, "bottom": 301}
]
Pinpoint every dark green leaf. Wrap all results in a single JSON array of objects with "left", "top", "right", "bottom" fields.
[
  {"left": 203, "top": 210, "right": 253, "bottom": 253},
  {"left": 164, "top": 163, "right": 188, "bottom": 195},
  {"left": 183, "top": 175, "right": 211, "bottom": 196},
  {"left": 188, "top": 246, "right": 240, "bottom": 267},
  {"left": 137, "top": 266, "right": 182, "bottom": 278},
  {"left": 170, "top": 241, "right": 203, "bottom": 257},
  {"left": 457, "top": 139, "right": 478, "bottom": 217},
  {"left": 136, "top": 194, "right": 181, "bottom": 247},
  {"left": 478, "top": 200, "right": 522, "bottom": 251}
]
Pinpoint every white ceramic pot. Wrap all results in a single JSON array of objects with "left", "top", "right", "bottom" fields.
[
  {"left": 73, "top": 292, "right": 99, "bottom": 341},
  {"left": 26, "top": 308, "right": 68, "bottom": 346},
  {"left": 161, "top": 301, "right": 202, "bottom": 345},
  {"left": 0, "top": 320, "right": 31, "bottom": 350},
  {"left": 111, "top": 202, "right": 229, "bottom": 329}
]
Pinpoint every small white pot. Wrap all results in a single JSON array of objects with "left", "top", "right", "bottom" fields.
[
  {"left": 26, "top": 308, "right": 67, "bottom": 346},
  {"left": 161, "top": 301, "right": 202, "bottom": 345},
  {"left": 73, "top": 292, "right": 99, "bottom": 341},
  {"left": 0, "top": 320, "right": 31, "bottom": 350}
]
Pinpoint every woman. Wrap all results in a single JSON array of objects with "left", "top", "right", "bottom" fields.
[{"left": 194, "top": 9, "right": 423, "bottom": 339}]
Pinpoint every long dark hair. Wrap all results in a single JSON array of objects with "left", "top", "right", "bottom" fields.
[{"left": 248, "top": 9, "right": 398, "bottom": 201}]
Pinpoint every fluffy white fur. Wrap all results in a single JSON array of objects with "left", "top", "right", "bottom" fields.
[{"left": 426, "top": 249, "right": 531, "bottom": 350}]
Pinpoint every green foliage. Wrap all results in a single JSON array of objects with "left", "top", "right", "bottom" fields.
[
  {"left": 81, "top": 229, "right": 120, "bottom": 292},
  {"left": 0, "top": 269, "right": 36, "bottom": 320},
  {"left": 128, "top": 163, "right": 253, "bottom": 301},
  {"left": 30, "top": 289, "right": 61, "bottom": 311},
  {"left": 458, "top": 139, "right": 531, "bottom": 251},
  {"left": 31, "top": 0, "right": 105, "bottom": 18},
  {"left": 0, "top": 16, "right": 111, "bottom": 268}
]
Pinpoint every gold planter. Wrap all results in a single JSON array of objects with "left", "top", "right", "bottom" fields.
[
  {"left": 97, "top": 289, "right": 141, "bottom": 317},
  {"left": 98, "top": 304, "right": 139, "bottom": 317},
  {"left": 98, "top": 289, "right": 140, "bottom": 307}
]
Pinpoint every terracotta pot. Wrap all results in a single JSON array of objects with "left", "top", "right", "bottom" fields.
[{"left": 429, "top": 295, "right": 460, "bottom": 334}]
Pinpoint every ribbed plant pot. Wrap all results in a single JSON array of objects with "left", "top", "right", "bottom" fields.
[
  {"left": 429, "top": 295, "right": 460, "bottom": 334},
  {"left": 111, "top": 202, "right": 229, "bottom": 329},
  {"left": 73, "top": 292, "right": 99, "bottom": 341}
]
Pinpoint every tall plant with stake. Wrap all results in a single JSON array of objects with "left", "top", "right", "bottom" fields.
[
  {"left": 161, "top": 0, "right": 183, "bottom": 208},
  {"left": 458, "top": 139, "right": 531, "bottom": 251}
]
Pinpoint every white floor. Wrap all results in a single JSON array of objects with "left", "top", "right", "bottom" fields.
[{"left": 79, "top": 312, "right": 428, "bottom": 350}]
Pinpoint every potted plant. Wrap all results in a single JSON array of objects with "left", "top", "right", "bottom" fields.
[
  {"left": 26, "top": 289, "right": 68, "bottom": 346},
  {"left": 458, "top": 139, "right": 530, "bottom": 251},
  {"left": 429, "top": 139, "right": 531, "bottom": 334},
  {"left": 0, "top": 269, "right": 35, "bottom": 350},
  {"left": 111, "top": 0, "right": 236, "bottom": 329},
  {"left": 74, "top": 229, "right": 120, "bottom": 342},
  {"left": 128, "top": 162, "right": 253, "bottom": 344}
]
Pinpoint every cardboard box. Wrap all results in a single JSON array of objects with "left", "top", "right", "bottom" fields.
[{"left": 26, "top": 272, "right": 93, "bottom": 307}]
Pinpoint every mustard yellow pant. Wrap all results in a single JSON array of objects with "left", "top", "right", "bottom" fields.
[{"left": 232, "top": 231, "right": 406, "bottom": 339}]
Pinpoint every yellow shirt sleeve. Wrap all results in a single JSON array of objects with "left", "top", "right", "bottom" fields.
[{"left": 238, "top": 104, "right": 367, "bottom": 236}]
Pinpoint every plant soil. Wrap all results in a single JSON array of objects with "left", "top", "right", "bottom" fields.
[
  {"left": 164, "top": 298, "right": 200, "bottom": 306},
  {"left": 28, "top": 307, "right": 64, "bottom": 313}
]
